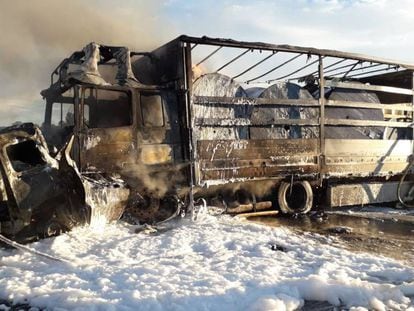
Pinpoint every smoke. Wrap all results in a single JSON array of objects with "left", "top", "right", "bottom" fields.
[
  {"left": 121, "top": 162, "right": 186, "bottom": 199},
  {"left": 0, "top": 0, "right": 174, "bottom": 125}
]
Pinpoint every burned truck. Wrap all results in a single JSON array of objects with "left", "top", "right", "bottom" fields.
[
  {"left": 41, "top": 36, "right": 414, "bottom": 221},
  {"left": 0, "top": 123, "right": 129, "bottom": 242}
]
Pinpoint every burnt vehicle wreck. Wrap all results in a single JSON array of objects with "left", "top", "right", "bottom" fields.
[
  {"left": 0, "top": 123, "right": 129, "bottom": 243},
  {"left": 16, "top": 35, "right": 414, "bottom": 232}
]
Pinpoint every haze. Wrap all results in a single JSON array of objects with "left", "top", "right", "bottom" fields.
[{"left": 0, "top": 0, "right": 413, "bottom": 126}]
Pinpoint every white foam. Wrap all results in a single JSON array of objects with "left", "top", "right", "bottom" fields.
[{"left": 0, "top": 215, "right": 412, "bottom": 310}]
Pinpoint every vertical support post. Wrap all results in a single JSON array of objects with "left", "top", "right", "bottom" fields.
[
  {"left": 74, "top": 86, "right": 81, "bottom": 135},
  {"left": 183, "top": 42, "right": 195, "bottom": 212},
  {"left": 411, "top": 71, "right": 414, "bottom": 154},
  {"left": 412, "top": 71, "right": 414, "bottom": 141},
  {"left": 318, "top": 56, "right": 325, "bottom": 185},
  {"left": 60, "top": 102, "right": 63, "bottom": 128},
  {"left": 43, "top": 99, "right": 53, "bottom": 131},
  {"left": 73, "top": 85, "right": 81, "bottom": 167}
]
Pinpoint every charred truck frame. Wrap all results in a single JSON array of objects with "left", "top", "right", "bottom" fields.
[
  {"left": 0, "top": 123, "right": 129, "bottom": 242},
  {"left": 41, "top": 36, "right": 414, "bottom": 220}
]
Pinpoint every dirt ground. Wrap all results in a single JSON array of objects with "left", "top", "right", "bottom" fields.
[{"left": 249, "top": 206, "right": 414, "bottom": 263}]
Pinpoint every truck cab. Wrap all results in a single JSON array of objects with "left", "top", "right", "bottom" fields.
[
  {"left": 41, "top": 44, "right": 188, "bottom": 221},
  {"left": 44, "top": 85, "right": 183, "bottom": 173}
]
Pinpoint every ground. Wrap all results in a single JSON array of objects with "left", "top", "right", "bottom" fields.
[{"left": 0, "top": 208, "right": 413, "bottom": 311}]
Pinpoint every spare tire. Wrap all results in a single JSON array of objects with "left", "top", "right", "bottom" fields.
[{"left": 278, "top": 180, "right": 313, "bottom": 214}]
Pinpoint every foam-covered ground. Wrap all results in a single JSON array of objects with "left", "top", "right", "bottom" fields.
[{"left": 0, "top": 214, "right": 413, "bottom": 311}]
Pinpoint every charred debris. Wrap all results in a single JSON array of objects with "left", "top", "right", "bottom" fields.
[
  {"left": 2, "top": 35, "right": 414, "bottom": 243},
  {"left": 0, "top": 123, "right": 129, "bottom": 243}
]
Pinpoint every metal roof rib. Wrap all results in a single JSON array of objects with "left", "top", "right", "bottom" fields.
[{"left": 179, "top": 35, "right": 414, "bottom": 70}]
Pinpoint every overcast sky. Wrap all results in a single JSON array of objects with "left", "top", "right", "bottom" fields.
[{"left": 0, "top": 0, "right": 413, "bottom": 126}]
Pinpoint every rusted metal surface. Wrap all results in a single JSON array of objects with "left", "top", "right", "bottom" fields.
[
  {"left": 325, "top": 118, "right": 411, "bottom": 128},
  {"left": 38, "top": 36, "right": 414, "bottom": 214},
  {"left": 227, "top": 201, "right": 272, "bottom": 214},
  {"left": 81, "top": 127, "right": 134, "bottom": 172},
  {"left": 235, "top": 210, "right": 279, "bottom": 218},
  {"left": 194, "top": 117, "right": 320, "bottom": 127},
  {"left": 328, "top": 182, "right": 412, "bottom": 207},
  {"left": 0, "top": 124, "right": 129, "bottom": 243},
  {"left": 318, "top": 56, "right": 326, "bottom": 185},
  {"left": 411, "top": 72, "right": 414, "bottom": 140},
  {"left": 196, "top": 139, "right": 319, "bottom": 183},
  {"left": 325, "top": 100, "right": 413, "bottom": 111},
  {"left": 324, "top": 139, "right": 413, "bottom": 177},
  {"left": 194, "top": 96, "right": 319, "bottom": 107},
  {"left": 325, "top": 80, "right": 414, "bottom": 96}
]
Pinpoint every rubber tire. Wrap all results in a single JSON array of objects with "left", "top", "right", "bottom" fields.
[{"left": 278, "top": 180, "right": 313, "bottom": 214}]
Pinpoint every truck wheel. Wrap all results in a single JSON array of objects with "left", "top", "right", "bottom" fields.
[{"left": 278, "top": 181, "right": 313, "bottom": 214}]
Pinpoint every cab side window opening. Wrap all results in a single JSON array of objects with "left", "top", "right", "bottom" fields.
[
  {"left": 83, "top": 89, "right": 132, "bottom": 128},
  {"left": 47, "top": 102, "right": 75, "bottom": 150},
  {"left": 141, "top": 94, "right": 164, "bottom": 127},
  {"left": 7, "top": 140, "right": 46, "bottom": 172},
  {"left": 51, "top": 103, "right": 74, "bottom": 128}
]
